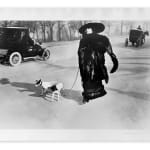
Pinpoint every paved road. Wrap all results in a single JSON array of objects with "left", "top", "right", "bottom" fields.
[{"left": 0, "top": 36, "right": 150, "bottom": 129}]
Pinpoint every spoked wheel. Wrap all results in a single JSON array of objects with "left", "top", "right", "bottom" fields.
[
  {"left": 42, "top": 49, "right": 50, "bottom": 61},
  {"left": 142, "top": 38, "right": 145, "bottom": 45},
  {"left": 136, "top": 40, "right": 140, "bottom": 47},
  {"left": 9, "top": 52, "right": 22, "bottom": 66},
  {"left": 136, "top": 39, "right": 143, "bottom": 47},
  {"left": 125, "top": 38, "right": 128, "bottom": 47}
]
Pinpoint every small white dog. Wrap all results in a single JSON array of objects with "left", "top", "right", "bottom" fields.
[{"left": 35, "top": 79, "right": 63, "bottom": 100}]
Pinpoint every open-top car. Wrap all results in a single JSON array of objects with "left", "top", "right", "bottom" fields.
[
  {"left": 125, "top": 29, "right": 149, "bottom": 47},
  {"left": 0, "top": 27, "right": 50, "bottom": 66}
]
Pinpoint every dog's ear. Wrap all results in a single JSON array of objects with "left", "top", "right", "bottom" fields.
[
  {"left": 38, "top": 79, "right": 42, "bottom": 82},
  {"left": 35, "top": 79, "right": 41, "bottom": 84},
  {"left": 35, "top": 79, "right": 42, "bottom": 85}
]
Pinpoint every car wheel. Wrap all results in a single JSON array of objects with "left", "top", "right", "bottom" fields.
[
  {"left": 139, "top": 39, "right": 142, "bottom": 46},
  {"left": 125, "top": 38, "right": 128, "bottom": 47},
  {"left": 136, "top": 41, "right": 140, "bottom": 47},
  {"left": 142, "top": 38, "right": 145, "bottom": 45},
  {"left": 9, "top": 52, "right": 22, "bottom": 66},
  {"left": 42, "top": 49, "right": 50, "bottom": 61}
]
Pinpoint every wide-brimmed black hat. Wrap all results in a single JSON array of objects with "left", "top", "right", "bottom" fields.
[{"left": 79, "top": 22, "right": 105, "bottom": 34}]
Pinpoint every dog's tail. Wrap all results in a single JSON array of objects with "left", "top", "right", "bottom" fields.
[{"left": 56, "top": 83, "right": 63, "bottom": 91}]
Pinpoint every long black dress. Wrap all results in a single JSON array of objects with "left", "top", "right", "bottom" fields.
[{"left": 78, "top": 33, "right": 113, "bottom": 100}]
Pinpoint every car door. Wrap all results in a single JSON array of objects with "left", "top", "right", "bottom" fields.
[{"left": 20, "top": 31, "right": 35, "bottom": 57}]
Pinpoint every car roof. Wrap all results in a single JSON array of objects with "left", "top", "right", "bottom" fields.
[
  {"left": 0, "top": 27, "right": 28, "bottom": 31},
  {"left": 130, "top": 29, "right": 143, "bottom": 32}
]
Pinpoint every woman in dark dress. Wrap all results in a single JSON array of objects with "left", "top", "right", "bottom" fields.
[{"left": 78, "top": 23, "right": 119, "bottom": 103}]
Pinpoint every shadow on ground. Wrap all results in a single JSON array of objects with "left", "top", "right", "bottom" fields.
[
  {"left": 113, "top": 63, "right": 150, "bottom": 77},
  {"left": 0, "top": 78, "right": 40, "bottom": 97},
  {"left": 108, "top": 87, "right": 150, "bottom": 101},
  {"left": 61, "top": 89, "right": 83, "bottom": 105},
  {"left": 119, "top": 56, "right": 150, "bottom": 60},
  {"left": 0, "top": 78, "right": 83, "bottom": 104}
]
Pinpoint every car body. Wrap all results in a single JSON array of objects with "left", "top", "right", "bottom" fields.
[
  {"left": 125, "top": 29, "right": 149, "bottom": 47},
  {"left": 0, "top": 27, "right": 50, "bottom": 66}
]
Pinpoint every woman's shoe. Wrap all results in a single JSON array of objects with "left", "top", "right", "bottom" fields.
[{"left": 82, "top": 97, "right": 89, "bottom": 104}]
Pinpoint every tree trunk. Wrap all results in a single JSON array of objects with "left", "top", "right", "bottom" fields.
[
  {"left": 121, "top": 21, "right": 123, "bottom": 35},
  {"left": 50, "top": 26, "right": 53, "bottom": 41},
  {"left": 36, "top": 28, "right": 39, "bottom": 40},
  {"left": 42, "top": 27, "right": 46, "bottom": 42},
  {"left": 68, "top": 28, "right": 72, "bottom": 40},
  {"left": 66, "top": 28, "right": 70, "bottom": 41},
  {"left": 57, "top": 22, "right": 62, "bottom": 41},
  {"left": 108, "top": 25, "right": 111, "bottom": 35}
]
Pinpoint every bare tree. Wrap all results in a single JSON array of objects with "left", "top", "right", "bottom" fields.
[
  {"left": 0, "top": 21, "right": 14, "bottom": 27},
  {"left": 57, "top": 21, "right": 65, "bottom": 41},
  {"left": 68, "top": 21, "right": 82, "bottom": 40},
  {"left": 39, "top": 21, "right": 47, "bottom": 42},
  {"left": 120, "top": 21, "right": 124, "bottom": 35},
  {"left": 46, "top": 21, "right": 56, "bottom": 41}
]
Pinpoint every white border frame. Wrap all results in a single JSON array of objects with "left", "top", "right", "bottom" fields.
[
  {"left": 0, "top": 8, "right": 150, "bottom": 20},
  {"left": 1, "top": 8, "right": 150, "bottom": 142},
  {"left": 0, "top": 130, "right": 150, "bottom": 142}
]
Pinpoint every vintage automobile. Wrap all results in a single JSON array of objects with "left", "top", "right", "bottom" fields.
[
  {"left": 125, "top": 29, "right": 149, "bottom": 47},
  {"left": 0, "top": 27, "right": 50, "bottom": 66}
]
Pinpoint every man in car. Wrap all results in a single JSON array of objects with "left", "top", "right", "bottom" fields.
[
  {"left": 20, "top": 31, "right": 34, "bottom": 47},
  {"left": 137, "top": 25, "right": 142, "bottom": 30}
]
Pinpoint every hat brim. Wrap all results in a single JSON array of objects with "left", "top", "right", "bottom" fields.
[{"left": 79, "top": 22, "right": 105, "bottom": 34}]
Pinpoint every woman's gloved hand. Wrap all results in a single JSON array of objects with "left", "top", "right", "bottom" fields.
[{"left": 110, "top": 53, "right": 119, "bottom": 73}]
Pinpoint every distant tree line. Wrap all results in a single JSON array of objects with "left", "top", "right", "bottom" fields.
[
  {"left": 0, "top": 21, "right": 86, "bottom": 42},
  {"left": 0, "top": 21, "right": 150, "bottom": 42}
]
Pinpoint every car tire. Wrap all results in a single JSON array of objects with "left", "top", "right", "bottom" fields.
[
  {"left": 136, "top": 41, "right": 140, "bottom": 47},
  {"left": 142, "top": 38, "right": 145, "bottom": 45},
  {"left": 42, "top": 49, "right": 50, "bottom": 61},
  {"left": 125, "top": 38, "right": 128, "bottom": 47},
  {"left": 9, "top": 52, "right": 22, "bottom": 66}
]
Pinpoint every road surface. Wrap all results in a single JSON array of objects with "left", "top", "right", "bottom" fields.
[{"left": 0, "top": 36, "right": 150, "bottom": 129}]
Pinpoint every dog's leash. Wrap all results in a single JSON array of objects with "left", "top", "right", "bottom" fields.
[
  {"left": 70, "top": 67, "right": 79, "bottom": 90},
  {"left": 44, "top": 45, "right": 80, "bottom": 90}
]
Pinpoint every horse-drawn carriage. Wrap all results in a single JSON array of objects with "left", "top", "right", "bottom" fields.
[{"left": 125, "top": 29, "right": 149, "bottom": 47}]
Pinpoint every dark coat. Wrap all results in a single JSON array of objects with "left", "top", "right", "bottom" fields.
[
  {"left": 78, "top": 33, "right": 111, "bottom": 100},
  {"left": 78, "top": 33, "right": 110, "bottom": 82}
]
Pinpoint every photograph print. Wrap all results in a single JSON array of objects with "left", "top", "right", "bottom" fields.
[{"left": 0, "top": 8, "right": 150, "bottom": 141}]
